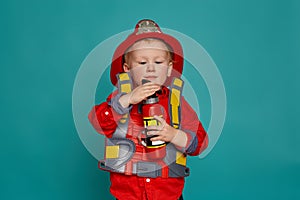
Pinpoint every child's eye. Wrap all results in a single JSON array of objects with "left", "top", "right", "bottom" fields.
[
  {"left": 155, "top": 61, "right": 163, "bottom": 64},
  {"left": 138, "top": 61, "right": 147, "bottom": 65}
]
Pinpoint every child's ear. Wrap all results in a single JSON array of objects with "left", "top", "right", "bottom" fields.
[
  {"left": 167, "top": 62, "right": 173, "bottom": 77},
  {"left": 123, "top": 63, "right": 130, "bottom": 72}
]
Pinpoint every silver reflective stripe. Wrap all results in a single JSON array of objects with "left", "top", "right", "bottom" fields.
[
  {"left": 101, "top": 138, "right": 136, "bottom": 173},
  {"left": 113, "top": 120, "right": 129, "bottom": 138}
]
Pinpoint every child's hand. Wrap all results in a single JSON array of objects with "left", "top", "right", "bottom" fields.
[
  {"left": 119, "top": 82, "right": 160, "bottom": 107},
  {"left": 148, "top": 115, "right": 188, "bottom": 148}
]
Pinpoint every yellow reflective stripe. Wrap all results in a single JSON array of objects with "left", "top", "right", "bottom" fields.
[
  {"left": 120, "top": 119, "right": 127, "bottom": 123},
  {"left": 170, "top": 85, "right": 180, "bottom": 127},
  {"left": 119, "top": 114, "right": 128, "bottom": 124},
  {"left": 171, "top": 106, "right": 179, "bottom": 125},
  {"left": 173, "top": 78, "right": 183, "bottom": 87},
  {"left": 118, "top": 73, "right": 130, "bottom": 81},
  {"left": 120, "top": 83, "right": 131, "bottom": 93},
  {"left": 170, "top": 78, "right": 182, "bottom": 129},
  {"left": 176, "top": 152, "right": 187, "bottom": 166},
  {"left": 170, "top": 89, "right": 180, "bottom": 106},
  {"left": 105, "top": 145, "right": 119, "bottom": 159}
]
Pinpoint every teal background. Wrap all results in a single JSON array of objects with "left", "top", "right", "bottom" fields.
[{"left": 1, "top": 0, "right": 299, "bottom": 199}]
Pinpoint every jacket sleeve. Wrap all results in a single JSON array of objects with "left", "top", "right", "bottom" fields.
[
  {"left": 180, "top": 97, "right": 208, "bottom": 156},
  {"left": 88, "top": 91, "right": 132, "bottom": 138}
]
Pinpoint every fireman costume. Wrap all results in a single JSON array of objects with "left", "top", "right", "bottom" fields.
[{"left": 88, "top": 19, "right": 208, "bottom": 200}]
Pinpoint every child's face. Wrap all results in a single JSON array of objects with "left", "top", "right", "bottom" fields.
[{"left": 123, "top": 39, "right": 173, "bottom": 86}]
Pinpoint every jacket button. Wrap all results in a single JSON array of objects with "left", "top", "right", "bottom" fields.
[{"left": 146, "top": 178, "right": 150, "bottom": 183}]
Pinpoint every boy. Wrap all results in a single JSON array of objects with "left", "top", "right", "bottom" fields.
[{"left": 88, "top": 19, "right": 208, "bottom": 200}]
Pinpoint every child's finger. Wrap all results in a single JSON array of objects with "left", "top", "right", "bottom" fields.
[
  {"left": 153, "top": 115, "right": 166, "bottom": 129},
  {"left": 143, "top": 89, "right": 159, "bottom": 98},
  {"left": 143, "top": 82, "right": 161, "bottom": 87},
  {"left": 143, "top": 86, "right": 161, "bottom": 92},
  {"left": 147, "top": 128, "right": 160, "bottom": 134},
  {"left": 147, "top": 131, "right": 156, "bottom": 136},
  {"left": 142, "top": 83, "right": 161, "bottom": 89},
  {"left": 150, "top": 135, "right": 165, "bottom": 141},
  {"left": 138, "top": 87, "right": 159, "bottom": 94},
  {"left": 153, "top": 115, "right": 164, "bottom": 122}
]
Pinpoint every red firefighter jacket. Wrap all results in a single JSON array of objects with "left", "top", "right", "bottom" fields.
[{"left": 88, "top": 87, "right": 208, "bottom": 200}]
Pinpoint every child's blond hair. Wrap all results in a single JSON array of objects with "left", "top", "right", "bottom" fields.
[{"left": 123, "top": 38, "right": 174, "bottom": 65}]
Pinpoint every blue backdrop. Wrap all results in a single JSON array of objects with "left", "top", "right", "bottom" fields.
[{"left": 1, "top": 0, "right": 299, "bottom": 199}]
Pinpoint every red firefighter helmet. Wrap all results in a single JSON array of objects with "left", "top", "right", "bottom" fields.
[{"left": 110, "top": 19, "right": 184, "bottom": 86}]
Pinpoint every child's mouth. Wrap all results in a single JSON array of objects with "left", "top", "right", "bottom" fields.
[{"left": 144, "top": 76, "right": 157, "bottom": 80}]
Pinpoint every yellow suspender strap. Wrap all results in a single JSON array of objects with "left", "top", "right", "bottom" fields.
[
  {"left": 169, "top": 78, "right": 184, "bottom": 129},
  {"left": 116, "top": 73, "right": 132, "bottom": 124}
]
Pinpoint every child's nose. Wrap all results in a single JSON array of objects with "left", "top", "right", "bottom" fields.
[{"left": 146, "top": 63, "right": 155, "bottom": 72}]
